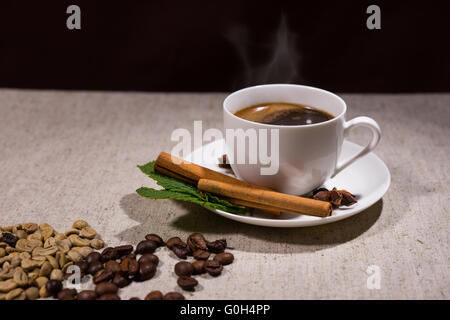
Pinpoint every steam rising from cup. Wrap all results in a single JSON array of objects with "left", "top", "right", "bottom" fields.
[{"left": 226, "top": 16, "right": 301, "bottom": 88}]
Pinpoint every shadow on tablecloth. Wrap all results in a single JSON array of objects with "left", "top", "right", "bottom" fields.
[{"left": 118, "top": 193, "right": 383, "bottom": 253}]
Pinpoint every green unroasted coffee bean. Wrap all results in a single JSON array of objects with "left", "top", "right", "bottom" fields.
[
  {"left": 54, "top": 233, "right": 66, "bottom": 241},
  {"left": 56, "top": 239, "right": 72, "bottom": 253},
  {"left": 22, "top": 223, "right": 38, "bottom": 234},
  {"left": 72, "top": 220, "right": 88, "bottom": 230},
  {"left": 25, "top": 286, "right": 39, "bottom": 300},
  {"left": 62, "top": 262, "right": 73, "bottom": 273},
  {"left": 13, "top": 267, "right": 28, "bottom": 286},
  {"left": 56, "top": 252, "right": 66, "bottom": 268},
  {"left": 46, "top": 255, "right": 59, "bottom": 269},
  {"left": 5, "top": 288, "right": 24, "bottom": 300},
  {"left": 27, "top": 231, "right": 42, "bottom": 241},
  {"left": 68, "top": 235, "right": 90, "bottom": 247},
  {"left": 0, "top": 267, "right": 15, "bottom": 280},
  {"left": 19, "top": 252, "right": 31, "bottom": 260},
  {"left": 28, "top": 269, "right": 40, "bottom": 282},
  {"left": 10, "top": 256, "right": 21, "bottom": 268},
  {"left": 50, "top": 269, "right": 63, "bottom": 281},
  {"left": 34, "top": 276, "right": 48, "bottom": 288},
  {"left": 0, "top": 279, "right": 17, "bottom": 292},
  {"left": 15, "top": 239, "right": 41, "bottom": 253},
  {"left": 44, "top": 237, "right": 56, "bottom": 248},
  {"left": 32, "top": 246, "right": 57, "bottom": 257},
  {"left": 15, "top": 230, "right": 28, "bottom": 240},
  {"left": 21, "top": 259, "right": 40, "bottom": 271},
  {"left": 72, "top": 246, "right": 93, "bottom": 258},
  {"left": 39, "top": 261, "right": 53, "bottom": 277},
  {"left": 90, "top": 238, "right": 105, "bottom": 249},
  {"left": 80, "top": 227, "right": 96, "bottom": 239},
  {"left": 39, "top": 285, "right": 49, "bottom": 298},
  {"left": 64, "top": 229, "right": 79, "bottom": 236},
  {"left": 67, "top": 249, "right": 83, "bottom": 263}
]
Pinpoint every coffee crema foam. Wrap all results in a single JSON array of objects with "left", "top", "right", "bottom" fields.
[{"left": 234, "top": 102, "right": 334, "bottom": 126}]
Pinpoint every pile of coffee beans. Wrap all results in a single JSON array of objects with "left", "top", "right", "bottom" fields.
[
  {"left": 0, "top": 221, "right": 105, "bottom": 300},
  {"left": 58, "top": 232, "right": 232, "bottom": 300},
  {"left": 51, "top": 236, "right": 162, "bottom": 300},
  {"left": 2, "top": 223, "right": 234, "bottom": 300},
  {"left": 168, "top": 233, "right": 234, "bottom": 292}
]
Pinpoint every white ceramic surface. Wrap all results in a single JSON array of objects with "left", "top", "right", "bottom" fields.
[
  {"left": 223, "top": 84, "right": 381, "bottom": 195},
  {"left": 186, "top": 139, "right": 390, "bottom": 228}
]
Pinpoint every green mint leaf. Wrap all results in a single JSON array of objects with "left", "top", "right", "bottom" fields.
[
  {"left": 138, "top": 161, "right": 202, "bottom": 199},
  {"left": 136, "top": 187, "right": 205, "bottom": 205},
  {"left": 137, "top": 160, "right": 246, "bottom": 214}
]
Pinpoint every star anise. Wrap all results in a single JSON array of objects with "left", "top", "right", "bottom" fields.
[{"left": 312, "top": 187, "right": 357, "bottom": 207}]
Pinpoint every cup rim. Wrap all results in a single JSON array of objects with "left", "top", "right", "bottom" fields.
[{"left": 223, "top": 84, "right": 347, "bottom": 128}]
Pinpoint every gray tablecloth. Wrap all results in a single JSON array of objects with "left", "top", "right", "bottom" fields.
[{"left": 0, "top": 89, "right": 448, "bottom": 299}]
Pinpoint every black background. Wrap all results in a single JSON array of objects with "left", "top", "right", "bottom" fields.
[{"left": 0, "top": 0, "right": 449, "bottom": 92}]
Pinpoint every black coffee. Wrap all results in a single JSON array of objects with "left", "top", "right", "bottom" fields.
[{"left": 234, "top": 102, "right": 333, "bottom": 126}]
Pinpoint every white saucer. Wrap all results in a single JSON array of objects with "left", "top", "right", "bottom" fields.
[{"left": 185, "top": 139, "right": 390, "bottom": 227}]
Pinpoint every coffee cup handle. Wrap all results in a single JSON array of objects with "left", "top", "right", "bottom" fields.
[{"left": 332, "top": 116, "right": 381, "bottom": 177}]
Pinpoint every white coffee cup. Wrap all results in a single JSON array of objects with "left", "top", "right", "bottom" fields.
[{"left": 223, "top": 84, "right": 381, "bottom": 195}]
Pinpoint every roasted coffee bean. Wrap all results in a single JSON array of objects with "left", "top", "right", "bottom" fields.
[
  {"left": 135, "top": 240, "right": 157, "bottom": 254},
  {"left": 104, "top": 260, "right": 121, "bottom": 273},
  {"left": 77, "top": 290, "right": 97, "bottom": 300},
  {"left": 174, "top": 261, "right": 194, "bottom": 277},
  {"left": 93, "top": 269, "right": 114, "bottom": 284},
  {"left": 95, "top": 282, "right": 118, "bottom": 296},
  {"left": 191, "top": 260, "right": 206, "bottom": 275},
  {"left": 138, "top": 253, "right": 159, "bottom": 266},
  {"left": 114, "top": 245, "right": 133, "bottom": 256},
  {"left": 98, "top": 293, "right": 121, "bottom": 300},
  {"left": 101, "top": 247, "right": 118, "bottom": 262},
  {"left": 120, "top": 257, "right": 139, "bottom": 276},
  {"left": 46, "top": 279, "right": 63, "bottom": 297},
  {"left": 163, "top": 292, "right": 185, "bottom": 300},
  {"left": 86, "top": 252, "right": 101, "bottom": 265},
  {"left": 193, "top": 249, "right": 210, "bottom": 260},
  {"left": 120, "top": 253, "right": 136, "bottom": 261},
  {"left": 112, "top": 273, "right": 130, "bottom": 288},
  {"left": 171, "top": 243, "right": 191, "bottom": 259},
  {"left": 145, "top": 234, "right": 164, "bottom": 247},
  {"left": 136, "top": 261, "right": 157, "bottom": 281},
  {"left": 204, "top": 260, "right": 223, "bottom": 277},
  {"left": 57, "top": 288, "right": 77, "bottom": 300},
  {"left": 129, "top": 297, "right": 141, "bottom": 300},
  {"left": 1, "top": 232, "right": 18, "bottom": 247},
  {"left": 75, "top": 260, "right": 89, "bottom": 274},
  {"left": 177, "top": 276, "right": 198, "bottom": 291},
  {"left": 87, "top": 260, "right": 103, "bottom": 275},
  {"left": 213, "top": 252, "right": 234, "bottom": 265},
  {"left": 166, "top": 237, "right": 183, "bottom": 249},
  {"left": 144, "top": 290, "right": 163, "bottom": 300},
  {"left": 187, "top": 233, "right": 207, "bottom": 252},
  {"left": 206, "top": 239, "right": 227, "bottom": 253}
]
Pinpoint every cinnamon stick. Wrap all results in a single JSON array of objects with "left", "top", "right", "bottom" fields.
[
  {"left": 154, "top": 152, "right": 331, "bottom": 217},
  {"left": 226, "top": 198, "right": 281, "bottom": 216},
  {"left": 155, "top": 152, "right": 279, "bottom": 216},
  {"left": 198, "top": 179, "right": 332, "bottom": 218},
  {"left": 155, "top": 152, "right": 269, "bottom": 190}
]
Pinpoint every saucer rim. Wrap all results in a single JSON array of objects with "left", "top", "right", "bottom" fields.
[{"left": 185, "top": 139, "right": 391, "bottom": 228}]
